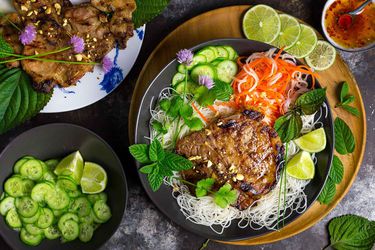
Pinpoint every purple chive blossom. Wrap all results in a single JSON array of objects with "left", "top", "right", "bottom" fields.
[
  {"left": 176, "top": 49, "right": 193, "bottom": 66},
  {"left": 19, "top": 24, "right": 36, "bottom": 45},
  {"left": 199, "top": 75, "right": 215, "bottom": 89},
  {"left": 102, "top": 56, "right": 113, "bottom": 73},
  {"left": 70, "top": 35, "right": 85, "bottom": 53}
]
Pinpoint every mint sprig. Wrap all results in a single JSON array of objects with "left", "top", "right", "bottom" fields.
[
  {"left": 334, "top": 117, "right": 355, "bottom": 155},
  {"left": 129, "top": 139, "right": 193, "bottom": 191},
  {"left": 336, "top": 82, "right": 360, "bottom": 117},
  {"left": 133, "top": 0, "right": 170, "bottom": 28}
]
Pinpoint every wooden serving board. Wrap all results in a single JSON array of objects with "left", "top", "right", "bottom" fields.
[{"left": 129, "top": 5, "right": 366, "bottom": 245}]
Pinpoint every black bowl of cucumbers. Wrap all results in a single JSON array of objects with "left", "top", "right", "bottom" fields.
[{"left": 0, "top": 124, "right": 127, "bottom": 250}]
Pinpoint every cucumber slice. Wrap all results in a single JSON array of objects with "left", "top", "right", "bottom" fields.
[
  {"left": 5, "top": 208, "right": 22, "bottom": 228},
  {"left": 174, "top": 80, "right": 199, "bottom": 94},
  {"left": 80, "top": 212, "right": 95, "bottom": 224},
  {"left": 4, "top": 176, "right": 25, "bottom": 197},
  {"left": 60, "top": 219, "right": 79, "bottom": 241},
  {"left": 58, "top": 213, "right": 79, "bottom": 229},
  {"left": 20, "top": 228, "right": 43, "bottom": 246},
  {"left": 45, "top": 188, "right": 70, "bottom": 210},
  {"left": 15, "top": 197, "right": 38, "bottom": 218},
  {"left": 56, "top": 178, "right": 78, "bottom": 192},
  {"left": 13, "top": 158, "right": 29, "bottom": 174},
  {"left": 186, "top": 54, "right": 207, "bottom": 70},
  {"left": 216, "top": 60, "right": 238, "bottom": 83},
  {"left": 21, "top": 179, "right": 34, "bottom": 196},
  {"left": 31, "top": 183, "right": 54, "bottom": 203},
  {"left": 216, "top": 46, "right": 229, "bottom": 59},
  {"left": 197, "top": 48, "right": 216, "bottom": 62},
  {"left": 87, "top": 193, "right": 107, "bottom": 205},
  {"left": 79, "top": 223, "right": 94, "bottom": 242},
  {"left": 25, "top": 223, "right": 43, "bottom": 236},
  {"left": 71, "top": 197, "right": 91, "bottom": 217},
  {"left": 0, "top": 192, "right": 5, "bottom": 201},
  {"left": 223, "top": 46, "right": 238, "bottom": 60},
  {"left": 20, "top": 209, "right": 40, "bottom": 224},
  {"left": 42, "top": 171, "right": 57, "bottom": 183},
  {"left": 93, "top": 200, "right": 111, "bottom": 222},
  {"left": 172, "top": 73, "right": 187, "bottom": 86},
  {"left": 190, "top": 64, "right": 216, "bottom": 82},
  {"left": 177, "top": 64, "right": 186, "bottom": 73},
  {"left": 45, "top": 159, "right": 60, "bottom": 171},
  {"left": 36, "top": 208, "right": 54, "bottom": 229},
  {"left": 20, "top": 160, "right": 43, "bottom": 181},
  {"left": 44, "top": 225, "right": 60, "bottom": 240},
  {"left": 0, "top": 197, "right": 15, "bottom": 216},
  {"left": 211, "top": 58, "right": 225, "bottom": 66}
]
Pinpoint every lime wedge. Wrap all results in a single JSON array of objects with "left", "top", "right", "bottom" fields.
[
  {"left": 305, "top": 41, "right": 337, "bottom": 71},
  {"left": 294, "top": 128, "right": 326, "bottom": 153},
  {"left": 286, "top": 24, "right": 317, "bottom": 58},
  {"left": 81, "top": 162, "right": 107, "bottom": 194},
  {"left": 54, "top": 151, "right": 84, "bottom": 183},
  {"left": 271, "top": 14, "right": 301, "bottom": 50},
  {"left": 242, "top": 5, "right": 281, "bottom": 43},
  {"left": 286, "top": 151, "right": 315, "bottom": 180}
]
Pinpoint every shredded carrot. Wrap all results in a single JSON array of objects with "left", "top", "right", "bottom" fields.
[
  {"left": 207, "top": 105, "right": 218, "bottom": 113},
  {"left": 228, "top": 49, "right": 319, "bottom": 125},
  {"left": 192, "top": 103, "right": 209, "bottom": 123}
]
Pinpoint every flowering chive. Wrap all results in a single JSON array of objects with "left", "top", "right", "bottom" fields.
[
  {"left": 19, "top": 24, "right": 36, "bottom": 45},
  {"left": 70, "top": 35, "right": 85, "bottom": 53},
  {"left": 102, "top": 56, "right": 113, "bottom": 73},
  {"left": 176, "top": 49, "right": 193, "bottom": 66},
  {"left": 198, "top": 75, "right": 215, "bottom": 89}
]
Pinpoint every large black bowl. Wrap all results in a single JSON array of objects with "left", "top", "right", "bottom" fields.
[
  {"left": 134, "top": 38, "right": 334, "bottom": 241},
  {"left": 0, "top": 124, "right": 127, "bottom": 250}
]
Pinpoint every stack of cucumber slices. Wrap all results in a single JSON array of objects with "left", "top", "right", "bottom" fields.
[
  {"left": 172, "top": 45, "right": 238, "bottom": 93},
  {"left": 0, "top": 152, "right": 111, "bottom": 246},
  {"left": 242, "top": 4, "right": 336, "bottom": 71}
]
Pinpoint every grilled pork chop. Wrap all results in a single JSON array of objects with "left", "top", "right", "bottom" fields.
[{"left": 176, "top": 110, "right": 284, "bottom": 210}]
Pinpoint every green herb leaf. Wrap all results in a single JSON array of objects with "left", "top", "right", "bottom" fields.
[
  {"left": 149, "top": 139, "right": 165, "bottom": 162},
  {"left": 330, "top": 156, "right": 344, "bottom": 184},
  {"left": 133, "top": 0, "right": 170, "bottom": 28},
  {"left": 159, "top": 99, "right": 171, "bottom": 112},
  {"left": 328, "top": 215, "right": 375, "bottom": 250},
  {"left": 139, "top": 162, "right": 157, "bottom": 174},
  {"left": 342, "top": 95, "right": 355, "bottom": 105},
  {"left": 0, "top": 69, "right": 52, "bottom": 134},
  {"left": 296, "top": 88, "right": 326, "bottom": 115},
  {"left": 195, "top": 178, "right": 215, "bottom": 198},
  {"left": 167, "top": 96, "right": 183, "bottom": 118},
  {"left": 161, "top": 152, "right": 193, "bottom": 171},
  {"left": 211, "top": 80, "right": 233, "bottom": 102},
  {"left": 147, "top": 165, "right": 164, "bottom": 191},
  {"left": 152, "top": 121, "right": 168, "bottom": 134},
  {"left": 184, "top": 117, "right": 204, "bottom": 131},
  {"left": 274, "top": 113, "right": 302, "bottom": 143},
  {"left": 213, "top": 183, "right": 238, "bottom": 208},
  {"left": 179, "top": 103, "right": 193, "bottom": 119},
  {"left": 193, "top": 86, "right": 216, "bottom": 107},
  {"left": 318, "top": 178, "right": 336, "bottom": 205},
  {"left": 339, "top": 82, "right": 349, "bottom": 103},
  {"left": 0, "top": 36, "right": 14, "bottom": 58},
  {"left": 129, "top": 144, "right": 150, "bottom": 164},
  {"left": 334, "top": 117, "right": 355, "bottom": 154},
  {"left": 341, "top": 105, "right": 360, "bottom": 117}
]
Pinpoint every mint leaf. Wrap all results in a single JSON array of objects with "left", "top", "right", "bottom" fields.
[
  {"left": 184, "top": 117, "right": 204, "bottom": 131},
  {"left": 296, "top": 88, "right": 326, "bottom": 115},
  {"left": 330, "top": 156, "right": 344, "bottom": 184},
  {"left": 139, "top": 163, "right": 157, "bottom": 174},
  {"left": 274, "top": 113, "right": 302, "bottom": 143},
  {"left": 213, "top": 183, "right": 238, "bottom": 208},
  {"left": 334, "top": 117, "right": 355, "bottom": 154},
  {"left": 328, "top": 215, "right": 375, "bottom": 250},
  {"left": 342, "top": 95, "right": 355, "bottom": 105},
  {"left": 129, "top": 144, "right": 150, "bottom": 164},
  {"left": 339, "top": 82, "right": 349, "bottom": 103},
  {"left": 133, "top": 0, "right": 170, "bottom": 28},
  {"left": 211, "top": 80, "right": 233, "bottom": 101},
  {"left": 161, "top": 152, "right": 193, "bottom": 171},
  {"left": 195, "top": 178, "right": 215, "bottom": 198},
  {"left": 0, "top": 36, "right": 14, "bottom": 58},
  {"left": 179, "top": 103, "right": 193, "bottom": 119},
  {"left": 0, "top": 69, "right": 52, "bottom": 134},
  {"left": 318, "top": 178, "right": 336, "bottom": 205},
  {"left": 342, "top": 105, "right": 360, "bottom": 117},
  {"left": 149, "top": 139, "right": 165, "bottom": 162},
  {"left": 147, "top": 165, "right": 164, "bottom": 191}
]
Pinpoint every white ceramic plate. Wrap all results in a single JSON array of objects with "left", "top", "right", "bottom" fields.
[{"left": 0, "top": 0, "right": 145, "bottom": 113}]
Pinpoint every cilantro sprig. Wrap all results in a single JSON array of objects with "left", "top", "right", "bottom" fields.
[
  {"left": 129, "top": 139, "right": 193, "bottom": 191},
  {"left": 335, "top": 82, "right": 360, "bottom": 117}
]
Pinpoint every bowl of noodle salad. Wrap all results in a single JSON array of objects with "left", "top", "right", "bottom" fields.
[{"left": 132, "top": 39, "right": 334, "bottom": 241}]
